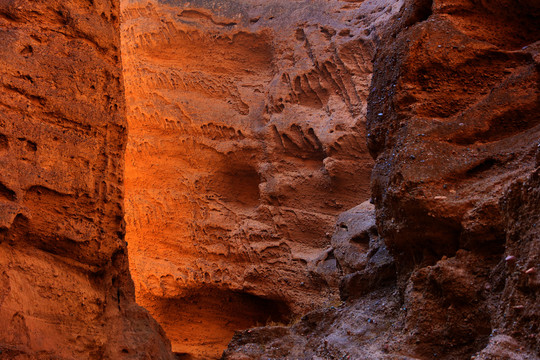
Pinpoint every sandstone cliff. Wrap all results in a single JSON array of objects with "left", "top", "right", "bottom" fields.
[
  {"left": 1, "top": 0, "right": 538, "bottom": 359},
  {"left": 0, "top": 1, "right": 172, "bottom": 358}
]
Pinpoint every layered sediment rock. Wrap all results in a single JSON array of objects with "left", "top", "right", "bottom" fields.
[
  {"left": 224, "top": 0, "right": 540, "bottom": 358},
  {"left": 0, "top": 1, "right": 172, "bottom": 358},
  {"left": 120, "top": 0, "right": 394, "bottom": 357}
]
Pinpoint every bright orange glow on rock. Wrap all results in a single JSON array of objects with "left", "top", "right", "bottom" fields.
[{"left": 121, "top": 0, "right": 374, "bottom": 358}]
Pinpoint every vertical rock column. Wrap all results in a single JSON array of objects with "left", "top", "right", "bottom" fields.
[{"left": 0, "top": 0, "right": 172, "bottom": 359}]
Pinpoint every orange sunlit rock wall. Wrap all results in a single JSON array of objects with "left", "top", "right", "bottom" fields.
[
  {"left": 120, "top": 0, "right": 392, "bottom": 357},
  {"left": 0, "top": 1, "right": 172, "bottom": 358}
]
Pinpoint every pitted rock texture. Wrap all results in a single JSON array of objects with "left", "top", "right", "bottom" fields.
[
  {"left": 120, "top": 0, "right": 400, "bottom": 357},
  {"left": 223, "top": 200, "right": 400, "bottom": 360},
  {"left": 224, "top": 0, "right": 540, "bottom": 359},
  {"left": 367, "top": 0, "right": 540, "bottom": 270},
  {"left": 311, "top": 200, "right": 396, "bottom": 296},
  {"left": 367, "top": 0, "right": 540, "bottom": 356},
  {"left": 0, "top": 1, "right": 172, "bottom": 359}
]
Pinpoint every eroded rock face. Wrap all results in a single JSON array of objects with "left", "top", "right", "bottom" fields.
[
  {"left": 0, "top": 1, "right": 172, "bottom": 358},
  {"left": 368, "top": 0, "right": 540, "bottom": 271},
  {"left": 367, "top": 0, "right": 540, "bottom": 356},
  {"left": 223, "top": 202, "right": 400, "bottom": 360},
  {"left": 0, "top": 0, "right": 537, "bottom": 358},
  {"left": 223, "top": 0, "right": 540, "bottom": 359},
  {"left": 120, "top": 0, "right": 397, "bottom": 357}
]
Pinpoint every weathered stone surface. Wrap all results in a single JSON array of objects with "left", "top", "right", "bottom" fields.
[
  {"left": 368, "top": 0, "right": 540, "bottom": 268},
  {"left": 331, "top": 201, "right": 378, "bottom": 275},
  {"left": 223, "top": 286, "right": 407, "bottom": 360},
  {"left": 1, "top": 0, "right": 538, "bottom": 358},
  {"left": 366, "top": 0, "right": 540, "bottom": 357},
  {"left": 496, "top": 166, "right": 540, "bottom": 355},
  {"left": 311, "top": 200, "right": 396, "bottom": 296},
  {"left": 224, "top": 0, "right": 540, "bottom": 358},
  {"left": 120, "top": 0, "right": 393, "bottom": 357},
  {"left": 473, "top": 335, "right": 539, "bottom": 360},
  {"left": 0, "top": 1, "right": 172, "bottom": 358}
]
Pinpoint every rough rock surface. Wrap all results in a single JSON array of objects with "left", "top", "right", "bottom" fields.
[
  {"left": 0, "top": 1, "right": 172, "bottom": 359},
  {"left": 367, "top": 0, "right": 540, "bottom": 357},
  {"left": 120, "top": 0, "right": 397, "bottom": 357},
  {"left": 1, "top": 0, "right": 538, "bottom": 359},
  {"left": 224, "top": 0, "right": 540, "bottom": 359}
]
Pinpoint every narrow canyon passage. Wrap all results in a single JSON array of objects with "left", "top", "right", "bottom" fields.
[
  {"left": 120, "top": 0, "right": 384, "bottom": 358},
  {"left": 1, "top": 0, "right": 538, "bottom": 359}
]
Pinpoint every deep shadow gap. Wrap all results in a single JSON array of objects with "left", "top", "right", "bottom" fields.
[{"left": 137, "top": 287, "right": 292, "bottom": 359}]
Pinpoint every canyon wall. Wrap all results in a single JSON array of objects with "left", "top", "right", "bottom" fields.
[
  {"left": 0, "top": 1, "right": 172, "bottom": 358},
  {"left": 224, "top": 0, "right": 540, "bottom": 359},
  {"left": 120, "top": 0, "right": 400, "bottom": 357},
  {"left": 1, "top": 0, "right": 536, "bottom": 359},
  {"left": 368, "top": 0, "right": 540, "bottom": 357}
]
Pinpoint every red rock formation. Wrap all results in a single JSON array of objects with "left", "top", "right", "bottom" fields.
[
  {"left": 1, "top": 0, "right": 537, "bottom": 358},
  {"left": 0, "top": 1, "right": 172, "bottom": 358},
  {"left": 223, "top": 0, "right": 540, "bottom": 358},
  {"left": 120, "top": 0, "right": 386, "bottom": 357}
]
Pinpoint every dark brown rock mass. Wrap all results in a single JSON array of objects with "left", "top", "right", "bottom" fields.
[
  {"left": 0, "top": 1, "right": 172, "bottom": 359},
  {"left": 367, "top": 0, "right": 540, "bottom": 357}
]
